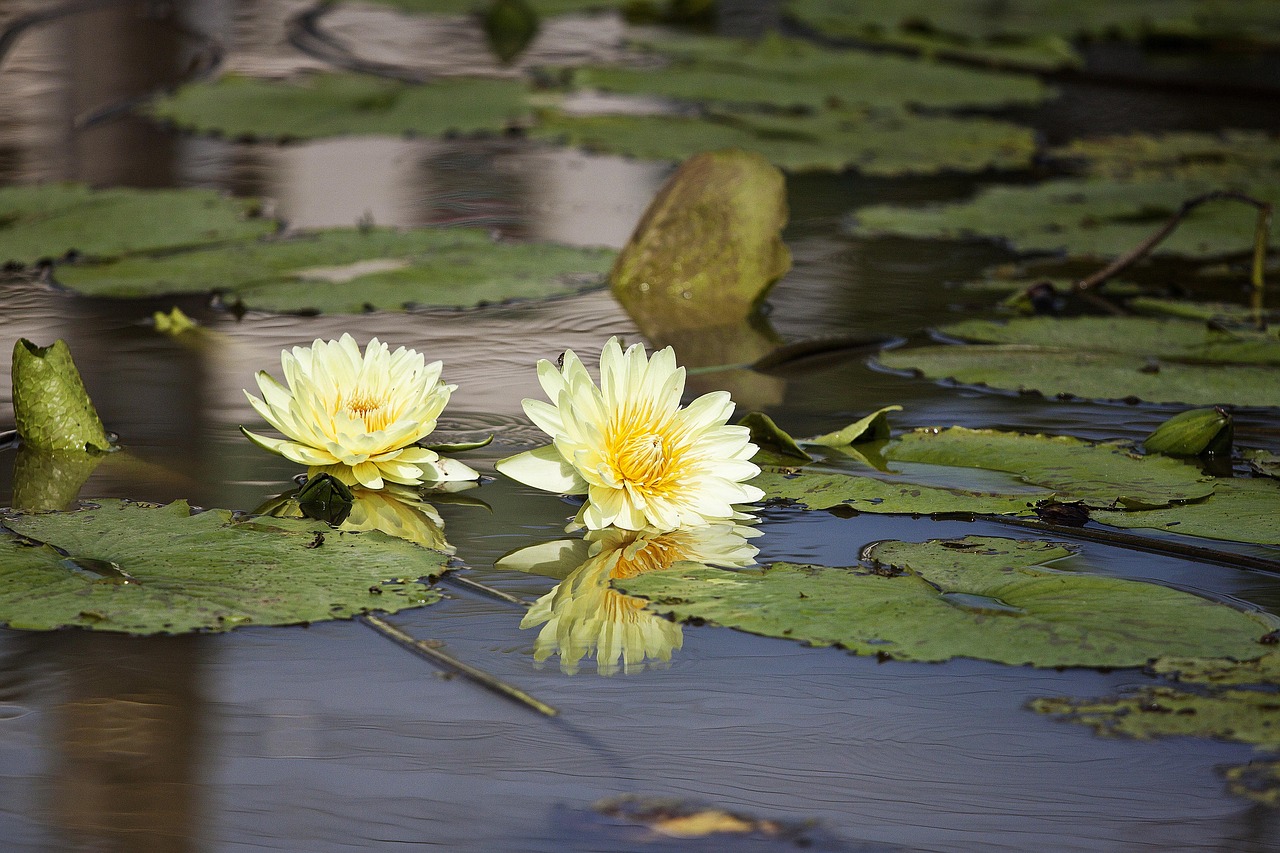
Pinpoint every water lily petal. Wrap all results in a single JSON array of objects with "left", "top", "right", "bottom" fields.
[{"left": 496, "top": 445, "right": 588, "bottom": 494}]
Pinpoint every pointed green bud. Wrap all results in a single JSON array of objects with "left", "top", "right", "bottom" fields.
[
  {"left": 1143, "top": 407, "right": 1233, "bottom": 458},
  {"left": 482, "top": 0, "right": 539, "bottom": 65},
  {"left": 11, "top": 339, "right": 111, "bottom": 453}
]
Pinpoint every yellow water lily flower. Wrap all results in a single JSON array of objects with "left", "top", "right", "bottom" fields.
[
  {"left": 495, "top": 337, "right": 763, "bottom": 531},
  {"left": 498, "top": 523, "right": 759, "bottom": 675},
  {"left": 241, "top": 334, "right": 477, "bottom": 490}
]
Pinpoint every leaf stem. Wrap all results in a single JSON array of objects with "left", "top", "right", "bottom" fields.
[{"left": 359, "top": 614, "right": 558, "bottom": 717}]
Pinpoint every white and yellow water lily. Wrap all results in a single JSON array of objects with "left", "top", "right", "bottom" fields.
[
  {"left": 495, "top": 337, "right": 763, "bottom": 531},
  {"left": 498, "top": 523, "right": 759, "bottom": 675},
  {"left": 241, "top": 334, "right": 477, "bottom": 490}
]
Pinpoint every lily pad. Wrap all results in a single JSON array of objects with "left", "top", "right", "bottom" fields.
[
  {"left": 53, "top": 227, "right": 614, "bottom": 312},
  {"left": 754, "top": 468, "right": 1039, "bottom": 514},
  {"left": 939, "top": 316, "right": 1280, "bottom": 365},
  {"left": 531, "top": 107, "right": 1037, "bottom": 175},
  {"left": 1051, "top": 130, "right": 1280, "bottom": 182},
  {"left": 0, "top": 500, "right": 445, "bottom": 634},
  {"left": 1131, "top": 297, "right": 1276, "bottom": 325},
  {"left": 850, "top": 176, "right": 1280, "bottom": 259},
  {"left": 1093, "top": 477, "right": 1280, "bottom": 545},
  {"left": 877, "top": 344, "right": 1280, "bottom": 407},
  {"left": 0, "top": 184, "right": 273, "bottom": 266},
  {"left": 618, "top": 536, "right": 1276, "bottom": 667},
  {"left": 1150, "top": 651, "right": 1280, "bottom": 687},
  {"left": 1033, "top": 686, "right": 1280, "bottom": 749},
  {"left": 567, "top": 32, "right": 1050, "bottom": 111},
  {"left": 11, "top": 339, "right": 111, "bottom": 454},
  {"left": 148, "top": 73, "right": 531, "bottom": 140}
]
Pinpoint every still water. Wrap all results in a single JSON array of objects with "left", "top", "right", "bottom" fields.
[{"left": 1, "top": 2, "right": 1279, "bottom": 850}]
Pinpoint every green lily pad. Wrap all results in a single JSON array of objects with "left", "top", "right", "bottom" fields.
[
  {"left": 940, "top": 317, "right": 1280, "bottom": 365},
  {"left": 1033, "top": 686, "right": 1280, "bottom": 749},
  {"left": 1093, "top": 477, "right": 1280, "bottom": 545},
  {"left": 785, "top": 0, "right": 1280, "bottom": 70},
  {"left": 890, "top": 427, "right": 1212, "bottom": 508},
  {"left": 1150, "top": 651, "right": 1280, "bottom": 687},
  {"left": 0, "top": 184, "right": 273, "bottom": 266},
  {"left": 11, "top": 339, "right": 111, "bottom": 454},
  {"left": 1051, "top": 130, "right": 1280, "bottom": 182},
  {"left": 754, "top": 469, "right": 1039, "bottom": 514},
  {"left": 850, "top": 175, "right": 1280, "bottom": 259},
  {"left": 148, "top": 73, "right": 531, "bottom": 140},
  {"left": 567, "top": 32, "right": 1050, "bottom": 111},
  {"left": 618, "top": 536, "right": 1276, "bottom": 667},
  {"left": 531, "top": 107, "right": 1037, "bottom": 175},
  {"left": 0, "top": 500, "right": 444, "bottom": 634},
  {"left": 1246, "top": 450, "right": 1280, "bottom": 479},
  {"left": 1131, "top": 297, "right": 1276, "bottom": 325},
  {"left": 53, "top": 227, "right": 614, "bottom": 312},
  {"left": 877, "top": 344, "right": 1280, "bottom": 407}
]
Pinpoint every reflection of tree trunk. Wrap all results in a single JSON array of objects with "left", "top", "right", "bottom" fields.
[{"left": 45, "top": 633, "right": 206, "bottom": 852}]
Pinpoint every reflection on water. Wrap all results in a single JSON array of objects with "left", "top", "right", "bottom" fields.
[{"left": 498, "top": 522, "right": 760, "bottom": 675}]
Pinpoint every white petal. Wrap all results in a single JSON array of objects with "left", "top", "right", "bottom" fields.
[{"left": 495, "top": 445, "right": 588, "bottom": 494}]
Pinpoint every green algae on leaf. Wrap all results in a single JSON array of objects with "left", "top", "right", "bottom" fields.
[
  {"left": 1092, "top": 477, "right": 1280, "bottom": 545},
  {"left": 0, "top": 500, "right": 445, "bottom": 634},
  {"left": 0, "top": 184, "right": 273, "bottom": 265},
  {"left": 11, "top": 339, "right": 111, "bottom": 454},
  {"left": 877, "top": 344, "right": 1280, "bottom": 407},
  {"left": 850, "top": 176, "right": 1280, "bottom": 259},
  {"left": 568, "top": 32, "right": 1050, "bottom": 111},
  {"left": 148, "top": 73, "right": 531, "bottom": 140},
  {"left": 530, "top": 108, "right": 1037, "bottom": 175},
  {"left": 618, "top": 536, "right": 1276, "bottom": 667},
  {"left": 54, "top": 227, "right": 614, "bottom": 312}
]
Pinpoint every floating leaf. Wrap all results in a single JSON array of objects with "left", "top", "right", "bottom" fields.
[
  {"left": 619, "top": 536, "right": 1276, "bottom": 667},
  {"left": 0, "top": 500, "right": 445, "bottom": 634},
  {"left": 11, "top": 339, "right": 111, "bottom": 453},
  {"left": 806, "top": 404, "right": 901, "bottom": 447},
  {"left": 54, "top": 227, "right": 614, "bottom": 312},
  {"left": 1051, "top": 130, "right": 1280, "bottom": 182},
  {"left": 1142, "top": 408, "right": 1233, "bottom": 457},
  {"left": 877, "top": 344, "right": 1280, "bottom": 407},
  {"left": 850, "top": 176, "right": 1280, "bottom": 259},
  {"left": 1093, "top": 478, "right": 1280, "bottom": 545},
  {"left": 1149, "top": 651, "right": 1280, "bottom": 687},
  {"left": 1246, "top": 450, "right": 1280, "bottom": 479},
  {"left": 739, "top": 412, "right": 813, "bottom": 463},
  {"left": 939, "top": 316, "right": 1280, "bottom": 365},
  {"left": 1131, "top": 297, "right": 1277, "bottom": 325},
  {"left": 530, "top": 107, "right": 1037, "bottom": 175},
  {"left": 567, "top": 32, "right": 1050, "bottom": 111},
  {"left": 1033, "top": 687, "right": 1280, "bottom": 750},
  {"left": 890, "top": 427, "right": 1212, "bottom": 508},
  {"left": 0, "top": 184, "right": 272, "bottom": 266},
  {"left": 754, "top": 469, "right": 1039, "bottom": 514},
  {"left": 148, "top": 73, "right": 531, "bottom": 140},
  {"left": 611, "top": 149, "right": 790, "bottom": 331}
]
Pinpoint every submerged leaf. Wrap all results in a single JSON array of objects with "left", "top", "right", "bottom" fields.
[
  {"left": 619, "top": 536, "right": 1275, "bottom": 667},
  {"left": 148, "top": 73, "right": 531, "bottom": 140},
  {"left": 0, "top": 500, "right": 445, "bottom": 634},
  {"left": 11, "top": 339, "right": 111, "bottom": 453},
  {"left": 54, "top": 227, "right": 614, "bottom": 312},
  {"left": 877, "top": 344, "right": 1280, "bottom": 407}
]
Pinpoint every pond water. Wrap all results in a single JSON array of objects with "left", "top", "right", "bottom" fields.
[{"left": 1, "top": 2, "right": 1279, "bottom": 851}]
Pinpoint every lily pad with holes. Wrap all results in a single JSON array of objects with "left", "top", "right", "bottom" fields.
[
  {"left": 618, "top": 536, "right": 1276, "bottom": 667},
  {"left": 0, "top": 184, "right": 273, "bottom": 266},
  {"left": 1092, "top": 477, "right": 1280, "bottom": 545},
  {"left": 0, "top": 500, "right": 445, "bottom": 634},
  {"left": 530, "top": 107, "right": 1036, "bottom": 175},
  {"left": 567, "top": 32, "right": 1050, "bottom": 111},
  {"left": 876, "top": 344, "right": 1280, "bottom": 407},
  {"left": 53, "top": 227, "right": 614, "bottom": 312},
  {"left": 148, "top": 73, "right": 532, "bottom": 140},
  {"left": 849, "top": 176, "right": 1280, "bottom": 259}
]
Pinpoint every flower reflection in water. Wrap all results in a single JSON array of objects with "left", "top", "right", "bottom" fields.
[
  {"left": 257, "top": 476, "right": 455, "bottom": 554},
  {"left": 498, "top": 522, "right": 759, "bottom": 675}
]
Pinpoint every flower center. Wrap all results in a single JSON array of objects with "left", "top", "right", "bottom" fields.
[
  {"left": 614, "top": 431, "right": 668, "bottom": 485},
  {"left": 342, "top": 389, "right": 392, "bottom": 432}
]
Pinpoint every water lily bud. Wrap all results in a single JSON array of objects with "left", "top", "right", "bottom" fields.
[{"left": 1143, "top": 407, "right": 1233, "bottom": 457}]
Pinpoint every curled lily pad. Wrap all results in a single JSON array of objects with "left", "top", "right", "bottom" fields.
[
  {"left": 11, "top": 339, "right": 111, "bottom": 454},
  {"left": 618, "top": 536, "right": 1276, "bottom": 667},
  {"left": 0, "top": 184, "right": 273, "bottom": 266},
  {"left": 54, "top": 227, "right": 614, "bottom": 312},
  {"left": 1092, "top": 477, "right": 1280, "bottom": 545},
  {"left": 0, "top": 500, "right": 445, "bottom": 634},
  {"left": 876, "top": 344, "right": 1280, "bottom": 407},
  {"left": 148, "top": 73, "right": 532, "bottom": 140},
  {"left": 739, "top": 412, "right": 813, "bottom": 464}
]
